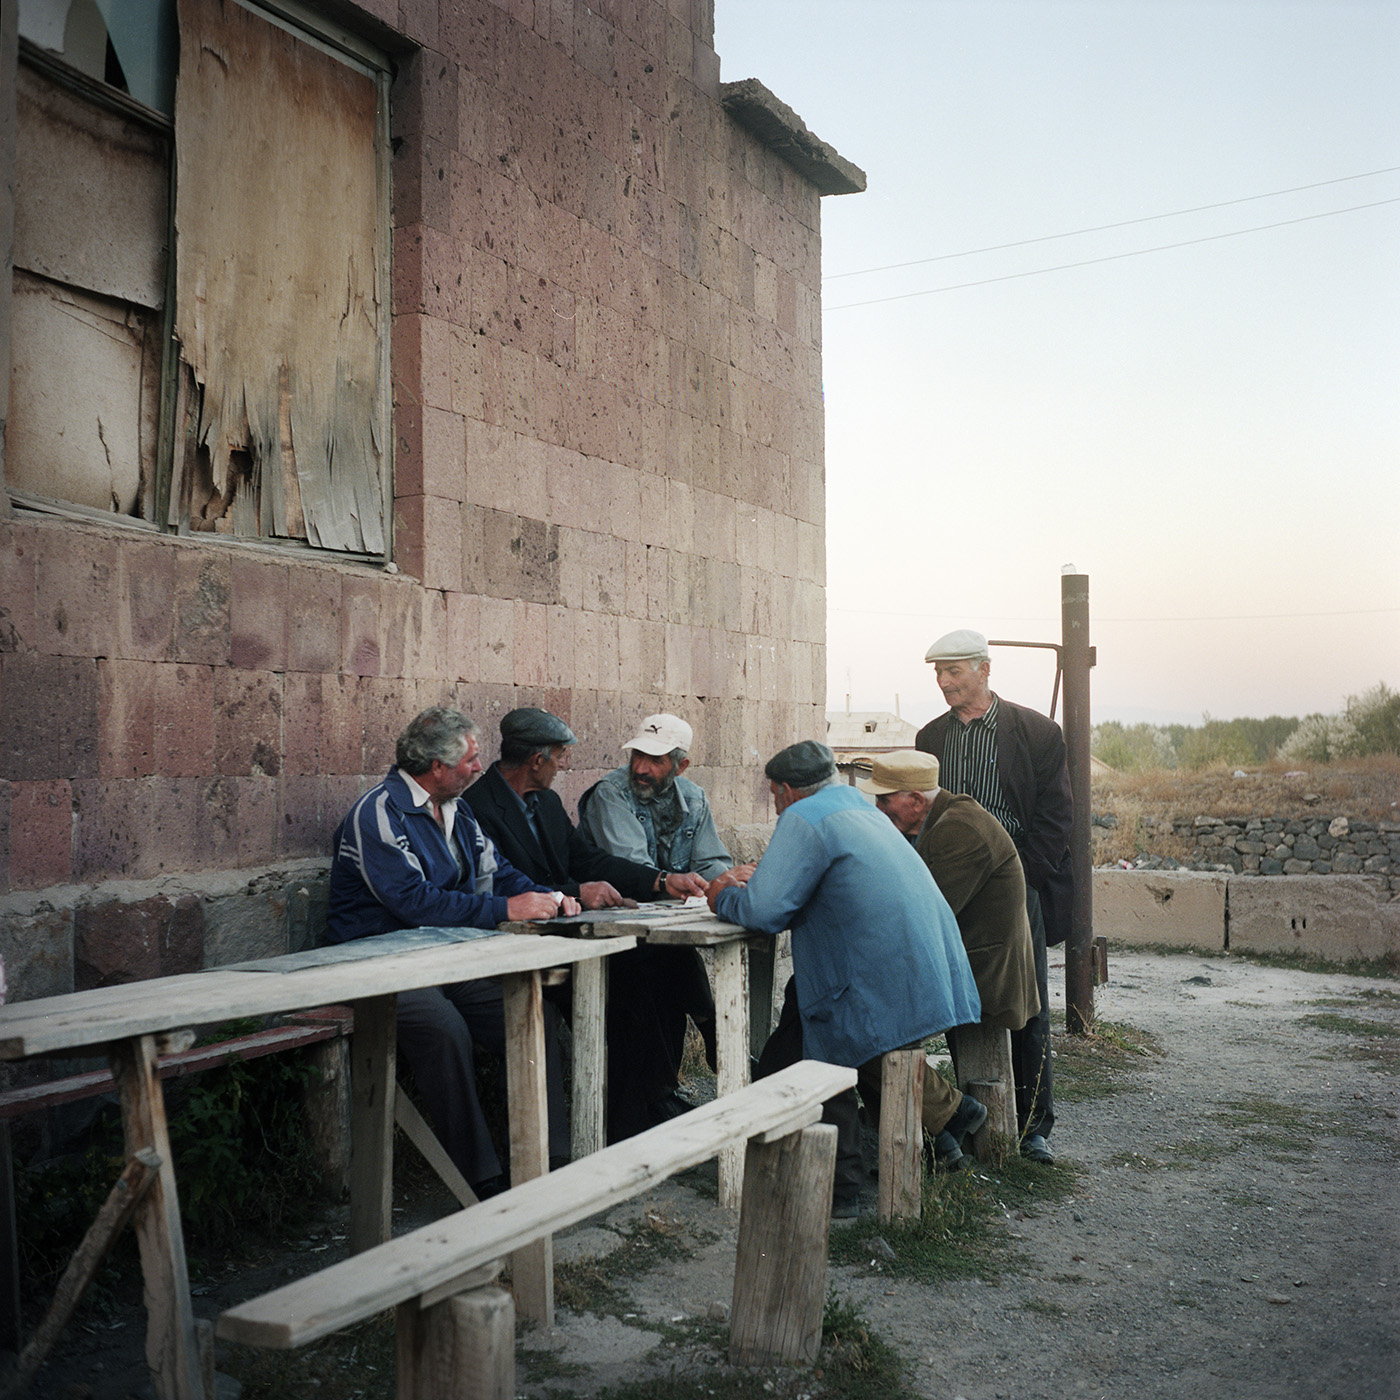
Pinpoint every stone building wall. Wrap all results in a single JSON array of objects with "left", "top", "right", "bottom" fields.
[{"left": 0, "top": 0, "right": 858, "bottom": 1002}]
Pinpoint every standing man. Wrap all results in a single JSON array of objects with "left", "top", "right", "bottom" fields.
[
  {"left": 326, "top": 707, "right": 578, "bottom": 1198},
  {"left": 707, "top": 741, "right": 984, "bottom": 1215},
  {"left": 857, "top": 750, "right": 1041, "bottom": 1170},
  {"left": 462, "top": 708, "right": 710, "bottom": 1138},
  {"left": 916, "top": 629, "right": 1072, "bottom": 1164}
]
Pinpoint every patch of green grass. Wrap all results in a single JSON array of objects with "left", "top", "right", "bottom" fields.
[
  {"left": 223, "top": 1313, "right": 397, "bottom": 1399},
  {"left": 1217, "top": 1095, "right": 1309, "bottom": 1132},
  {"left": 1301, "top": 1012, "right": 1400, "bottom": 1038},
  {"left": 1050, "top": 1272, "right": 1085, "bottom": 1284},
  {"left": 1053, "top": 1016, "right": 1164, "bottom": 1102},
  {"left": 829, "top": 1152, "right": 1078, "bottom": 1286},
  {"left": 1226, "top": 948, "right": 1400, "bottom": 979},
  {"left": 1311, "top": 987, "right": 1400, "bottom": 1008},
  {"left": 517, "top": 1345, "right": 589, "bottom": 1382},
  {"left": 581, "top": 1294, "right": 918, "bottom": 1400},
  {"left": 554, "top": 1207, "right": 711, "bottom": 1317},
  {"left": 1022, "top": 1297, "right": 1068, "bottom": 1318}
]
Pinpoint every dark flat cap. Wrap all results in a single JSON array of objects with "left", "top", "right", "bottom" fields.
[
  {"left": 765, "top": 740, "right": 836, "bottom": 788},
  {"left": 500, "top": 707, "right": 576, "bottom": 746}
]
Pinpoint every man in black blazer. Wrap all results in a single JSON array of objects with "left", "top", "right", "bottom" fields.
[
  {"left": 916, "top": 629, "right": 1073, "bottom": 1165},
  {"left": 462, "top": 707, "right": 710, "bottom": 1140}
]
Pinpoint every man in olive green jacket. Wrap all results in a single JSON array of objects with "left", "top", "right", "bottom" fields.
[{"left": 858, "top": 750, "right": 1040, "bottom": 1165}]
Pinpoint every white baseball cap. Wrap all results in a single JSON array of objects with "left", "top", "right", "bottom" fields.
[{"left": 624, "top": 713, "right": 693, "bottom": 756}]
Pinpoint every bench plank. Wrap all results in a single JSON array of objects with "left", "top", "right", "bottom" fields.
[
  {"left": 0, "top": 935, "right": 635, "bottom": 1061},
  {"left": 217, "top": 1060, "right": 856, "bottom": 1351}
]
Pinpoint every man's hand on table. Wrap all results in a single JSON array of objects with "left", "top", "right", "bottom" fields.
[
  {"left": 704, "top": 869, "right": 747, "bottom": 912},
  {"left": 663, "top": 871, "right": 708, "bottom": 899},
  {"left": 578, "top": 881, "right": 638, "bottom": 910},
  {"left": 506, "top": 891, "right": 580, "bottom": 921}
]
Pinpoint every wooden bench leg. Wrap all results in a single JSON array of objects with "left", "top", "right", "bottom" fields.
[
  {"left": 713, "top": 940, "right": 750, "bottom": 1210},
  {"left": 348, "top": 994, "right": 397, "bottom": 1255},
  {"left": 877, "top": 1050, "right": 923, "bottom": 1223},
  {"left": 954, "top": 1023, "right": 1017, "bottom": 1160},
  {"left": 501, "top": 971, "right": 552, "bottom": 1327},
  {"left": 570, "top": 955, "right": 607, "bottom": 1159},
  {"left": 397, "top": 1285, "right": 515, "bottom": 1400},
  {"left": 110, "top": 1035, "right": 207, "bottom": 1400},
  {"left": 730, "top": 1123, "right": 837, "bottom": 1366}
]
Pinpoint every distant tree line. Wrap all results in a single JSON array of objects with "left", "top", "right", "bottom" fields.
[{"left": 1091, "top": 683, "right": 1400, "bottom": 772}]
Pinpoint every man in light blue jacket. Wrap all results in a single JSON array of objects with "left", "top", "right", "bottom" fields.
[{"left": 707, "top": 740, "right": 985, "bottom": 1214}]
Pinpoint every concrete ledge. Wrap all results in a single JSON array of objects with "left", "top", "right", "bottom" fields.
[
  {"left": 1092, "top": 870, "right": 1227, "bottom": 952},
  {"left": 720, "top": 80, "right": 866, "bottom": 195},
  {"left": 1226, "top": 875, "right": 1394, "bottom": 962}
]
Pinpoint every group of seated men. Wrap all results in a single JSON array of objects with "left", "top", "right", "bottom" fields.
[{"left": 326, "top": 630, "right": 1069, "bottom": 1208}]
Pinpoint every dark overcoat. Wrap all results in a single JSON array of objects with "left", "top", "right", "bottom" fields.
[{"left": 915, "top": 695, "right": 1075, "bottom": 946}]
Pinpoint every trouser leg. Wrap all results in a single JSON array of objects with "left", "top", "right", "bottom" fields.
[
  {"left": 855, "top": 1049, "right": 962, "bottom": 1140},
  {"left": 758, "top": 979, "right": 864, "bottom": 1195},
  {"left": 396, "top": 985, "right": 502, "bottom": 1187},
  {"left": 1010, "top": 887, "right": 1054, "bottom": 1138},
  {"left": 606, "top": 945, "right": 698, "bottom": 1140}
]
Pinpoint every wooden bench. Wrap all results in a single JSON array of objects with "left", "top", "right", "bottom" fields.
[{"left": 218, "top": 1060, "right": 857, "bottom": 1397}]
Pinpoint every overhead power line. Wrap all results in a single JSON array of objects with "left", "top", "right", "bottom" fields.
[
  {"left": 825, "top": 198, "right": 1400, "bottom": 311},
  {"left": 830, "top": 606, "right": 1400, "bottom": 624},
  {"left": 823, "top": 165, "right": 1400, "bottom": 280}
]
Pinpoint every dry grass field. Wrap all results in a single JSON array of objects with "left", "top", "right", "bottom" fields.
[{"left": 1090, "top": 754, "right": 1400, "bottom": 866}]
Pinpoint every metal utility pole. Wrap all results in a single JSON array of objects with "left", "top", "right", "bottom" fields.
[
  {"left": 1060, "top": 569, "right": 1095, "bottom": 1034},
  {"left": 989, "top": 567, "right": 1096, "bottom": 1034}
]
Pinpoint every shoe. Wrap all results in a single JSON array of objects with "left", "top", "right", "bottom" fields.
[
  {"left": 932, "top": 1130, "right": 968, "bottom": 1172},
  {"left": 1020, "top": 1133, "right": 1055, "bottom": 1165},
  {"left": 646, "top": 1089, "right": 696, "bottom": 1125},
  {"left": 942, "top": 1093, "right": 988, "bottom": 1144},
  {"left": 831, "top": 1186, "right": 862, "bottom": 1219}
]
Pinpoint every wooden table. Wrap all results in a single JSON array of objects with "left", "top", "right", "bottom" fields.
[
  {"left": 0, "top": 927, "right": 635, "bottom": 1400},
  {"left": 503, "top": 904, "right": 777, "bottom": 1208}
]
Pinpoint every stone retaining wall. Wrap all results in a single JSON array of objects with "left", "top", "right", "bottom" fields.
[{"left": 1096, "top": 813, "right": 1400, "bottom": 896}]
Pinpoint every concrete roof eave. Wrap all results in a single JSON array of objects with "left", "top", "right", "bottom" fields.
[{"left": 719, "top": 78, "right": 866, "bottom": 196}]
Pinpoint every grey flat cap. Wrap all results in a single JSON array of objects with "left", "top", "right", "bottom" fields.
[
  {"left": 500, "top": 707, "right": 576, "bottom": 746},
  {"left": 924, "top": 628, "right": 989, "bottom": 664},
  {"left": 764, "top": 740, "right": 836, "bottom": 788}
]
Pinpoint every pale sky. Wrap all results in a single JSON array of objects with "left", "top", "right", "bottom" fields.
[{"left": 714, "top": 0, "right": 1400, "bottom": 730}]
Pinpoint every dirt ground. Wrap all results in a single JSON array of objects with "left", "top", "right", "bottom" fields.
[{"left": 19, "top": 946, "right": 1400, "bottom": 1400}]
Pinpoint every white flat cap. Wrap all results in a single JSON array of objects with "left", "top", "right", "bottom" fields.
[{"left": 924, "top": 628, "right": 989, "bottom": 664}]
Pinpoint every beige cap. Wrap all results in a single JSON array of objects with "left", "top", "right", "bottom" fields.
[
  {"left": 624, "top": 713, "right": 693, "bottom": 756},
  {"left": 854, "top": 750, "right": 940, "bottom": 796},
  {"left": 924, "top": 628, "right": 989, "bottom": 664}
]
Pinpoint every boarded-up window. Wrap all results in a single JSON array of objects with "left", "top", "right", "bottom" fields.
[
  {"left": 6, "top": 0, "right": 390, "bottom": 557},
  {"left": 8, "top": 54, "right": 170, "bottom": 518},
  {"left": 171, "top": 0, "right": 388, "bottom": 554}
]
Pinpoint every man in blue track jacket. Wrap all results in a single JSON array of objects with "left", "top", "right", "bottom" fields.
[
  {"left": 327, "top": 706, "right": 579, "bottom": 1196},
  {"left": 707, "top": 740, "right": 985, "bottom": 1214}
]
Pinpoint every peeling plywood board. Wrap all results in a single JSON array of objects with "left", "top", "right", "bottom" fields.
[
  {"left": 8, "top": 269, "right": 162, "bottom": 515},
  {"left": 173, "top": 0, "right": 385, "bottom": 553},
  {"left": 13, "top": 60, "right": 170, "bottom": 309}
]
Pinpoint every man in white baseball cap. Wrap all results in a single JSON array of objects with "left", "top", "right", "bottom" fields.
[{"left": 582, "top": 714, "right": 752, "bottom": 1134}]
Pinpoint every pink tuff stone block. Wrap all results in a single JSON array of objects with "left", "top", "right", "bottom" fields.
[
  {"left": 115, "top": 539, "right": 175, "bottom": 661},
  {"left": 341, "top": 573, "right": 384, "bottom": 678},
  {"left": 230, "top": 556, "right": 288, "bottom": 672},
  {"left": 172, "top": 548, "right": 231, "bottom": 665},
  {"left": 0, "top": 522, "right": 37, "bottom": 653},
  {"left": 152, "top": 664, "right": 216, "bottom": 778},
  {"left": 34, "top": 529, "right": 119, "bottom": 659},
  {"left": 8, "top": 779, "right": 73, "bottom": 889},
  {"left": 214, "top": 668, "right": 283, "bottom": 777},
  {"left": 287, "top": 570, "right": 342, "bottom": 675},
  {"left": 71, "top": 777, "right": 152, "bottom": 881},
  {"left": 74, "top": 893, "right": 204, "bottom": 989},
  {"left": 281, "top": 673, "right": 323, "bottom": 777},
  {"left": 0, "top": 654, "right": 99, "bottom": 781},
  {"left": 97, "top": 659, "right": 156, "bottom": 778}
]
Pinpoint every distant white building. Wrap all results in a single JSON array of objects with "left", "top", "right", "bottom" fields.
[{"left": 826, "top": 710, "right": 919, "bottom": 762}]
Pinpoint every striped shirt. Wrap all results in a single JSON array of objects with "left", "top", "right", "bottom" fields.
[{"left": 938, "top": 695, "right": 1022, "bottom": 840}]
